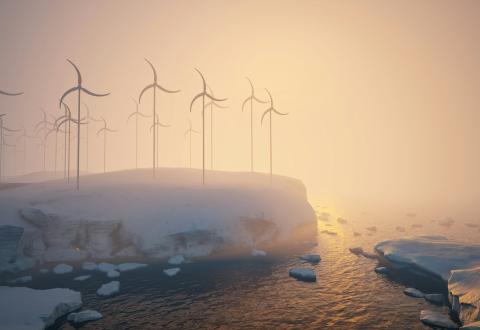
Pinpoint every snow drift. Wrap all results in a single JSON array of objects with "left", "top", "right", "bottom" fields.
[{"left": 0, "top": 168, "right": 315, "bottom": 272}]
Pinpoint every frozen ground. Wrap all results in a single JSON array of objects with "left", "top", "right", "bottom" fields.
[
  {"left": 0, "top": 168, "right": 315, "bottom": 273},
  {"left": 375, "top": 236, "right": 480, "bottom": 326}
]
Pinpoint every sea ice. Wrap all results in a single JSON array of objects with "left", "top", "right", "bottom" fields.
[
  {"left": 107, "top": 270, "right": 120, "bottom": 278},
  {"left": 299, "top": 254, "right": 321, "bottom": 263},
  {"left": 251, "top": 249, "right": 267, "bottom": 257},
  {"left": 420, "top": 310, "right": 458, "bottom": 329},
  {"left": 97, "top": 262, "right": 117, "bottom": 273},
  {"left": 96, "top": 281, "right": 120, "bottom": 297},
  {"left": 8, "top": 275, "right": 32, "bottom": 284},
  {"left": 74, "top": 275, "right": 91, "bottom": 281},
  {"left": 163, "top": 268, "right": 181, "bottom": 276},
  {"left": 81, "top": 261, "right": 98, "bottom": 271},
  {"left": 168, "top": 255, "right": 186, "bottom": 265},
  {"left": 117, "top": 263, "right": 148, "bottom": 272},
  {"left": 404, "top": 288, "right": 424, "bottom": 298},
  {"left": 0, "top": 286, "right": 82, "bottom": 329},
  {"left": 53, "top": 263, "right": 73, "bottom": 274},
  {"left": 68, "top": 310, "right": 102, "bottom": 324},
  {"left": 289, "top": 268, "right": 316, "bottom": 282}
]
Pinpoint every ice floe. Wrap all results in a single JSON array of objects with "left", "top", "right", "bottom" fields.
[
  {"left": 289, "top": 268, "right": 316, "bottom": 282},
  {"left": 163, "top": 268, "right": 181, "bottom": 276},
  {"left": 53, "top": 263, "right": 73, "bottom": 274},
  {"left": 68, "top": 310, "right": 102, "bottom": 324},
  {"left": 96, "top": 281, "right": 120, "bottom": 297}
]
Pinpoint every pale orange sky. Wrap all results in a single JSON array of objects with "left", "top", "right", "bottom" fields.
[{"left": 1, "top": 0, "right": 479, "bottom": 210}]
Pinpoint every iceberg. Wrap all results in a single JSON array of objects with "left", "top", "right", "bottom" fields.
[
  {"left": 299, "top": 254, "right": 321, "bottom": 264},
  {"left": 289, "top": 268, "right": 316, "bottom": 282},
  {"left": 163, "top": 267, "right": 181, "bottom": 276},
  {"left": 168, "top": 255, "right": 186, "bottom": 265},
  {"left": 0, "top": 286, "right": 82, "bottom": 330}
]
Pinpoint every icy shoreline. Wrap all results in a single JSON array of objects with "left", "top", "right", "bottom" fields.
[
  {"left": 375, "top": 236, "right": 480, "bottom": 326},
  {"left": 0, "top": 168, "right": 316, "bottom": 274}
]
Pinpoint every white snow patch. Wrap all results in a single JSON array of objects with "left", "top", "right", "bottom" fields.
[
  {"left": 0, "top": 286, "right": 82, "bottom": 330},
  {"left": 96, "top": 281, "right": 120, "bottom": 297},
  {"left": 163, "top": 268, "right": 181, "bottom": 276}
]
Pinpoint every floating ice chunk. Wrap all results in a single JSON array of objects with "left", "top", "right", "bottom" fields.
[
  {"left": 96, "top": 281, "right": 120, "bottom": 297},
  {"left": 289, "top": 268, "right": 316, "bottom": 282},
  {"left": 424, "top": 293, "right": 444, "bottom": 305},
  {"left": 81, "top": 262, "right": 98, "bottom": 271},
  {"left": 117, "top": 263, "right": 147, "bottom": 272},
  {"left": 420, "top": 310, "right": 458, "bottom": 329},
  {"left": 375, "top": 267, "right": 388, "bottom": 274},
  {"left": 251, "top": 249, "right": 267, "bottom": 257},
  {"left": 163, "top": 268, "right": 181, "bottom": 276},
  {"left": 39, "top": 268, "right": 49, "bottom": 274},
  {"left": 168, "top": 255, "right": 186, "bottom": 265},
  {"left": 362, "top": 251, "right": 378, "bottom": 259},
  {"left": 299, "top": 254, "right": 321, "bottom": 263},
  {"left": 0, "top": 286, "right": 82, "bottom": 329},
  {"left": 107, "top": 270, "right": 120, "bottom": 278},
  {"left": 68, "top": 310, "right": 102, "bottom": 324},
  {"left": 349, "top": 247, "right": 364, "bottom": 255},
  {"left": 53, "top": 263, "right": 73, "bottom": 274},
  {"left": 404, "top": 288, "right": 424, "bottom": 298},
  {"left": 8, "top": 275, "right": 32, "bottom": 284},
  {"left": 74, "top": 275, "right": 91, "bottom": 281},
  {"left": 97, "top": 262, "right": 117, "bottom": 273}
]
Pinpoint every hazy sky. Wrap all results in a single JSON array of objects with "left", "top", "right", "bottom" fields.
[{"left": 1, "top": 0, "right": 479, "bottom": 210}]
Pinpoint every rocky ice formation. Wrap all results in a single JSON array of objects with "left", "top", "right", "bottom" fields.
[
  {"left": 67, "top": 310, "right": 102, "bottom": 324},
  {"left": 0, "top": 169, "right": 316, "bottom": 274},
  {"left": 449, "top": 266, "right": 480, "bottom": 326},
  {"left": 0, "top": 286, "right": 82, "bottom": 329},
  {"left": 375, "top": 236, "right": 480, "bottom": 325}
]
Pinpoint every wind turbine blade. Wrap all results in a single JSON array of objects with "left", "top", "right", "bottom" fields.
[
  {"left": 272, "top": 108, "right": 289, "bottom": 116},
  {"left": 105, "top": 128, "right": 116, "bottom": 133},
  {"left": 194, "top": 68, "right": 206, "bottom": 92},
  {"left": 212, "top": 102, "right": 228, "bottom": 109},
  {"left": 192, "top": 129, "right": 200, "bottom": 134},
  {"left": 260, "top": 109, "right": 271, "bottom": 125},
  {"left": 246, "top": 77, "right": 254, "bottom": 96},
  {"left": 157, "top": 122, "right": 170, "bottom": 128},
  {"left": 205, "top": 93, "right": 227, "bottom": 102},
  {"left": 81, "top": 87, "right": 110, "bottom": 97},
  {"left": 144, "top": 58, "right": 158, "bottom": 82},
  {"left": 126, "top": 112, "right": 136, "bottom": 123},
  {"left": 241, "top": 96, "right": 251, "bottom": 112},
  {"left": 190, "top": 92, "right": 203, "bottom": 112},
  {"left": 0, "top": 90, "right": 23, "bottom": 96},
  {"left": 138, "top": 83, "right": 155, "bottom": 103},
  {"left": 264, "top": 88, "right": 274, "bottom": 106},
  {"left": 2, "top": 126, "right": 20, "bottom": 133},
  {"left": 59, "top": 86, "right": 79, "bottom": 107},
  {"left": 66, "top": 59, "right": 82, "bottom": 85},
  {"left": 253, "top": 95, "right": 268, "bottom": 104},
  {"left": 96, "top": 127, "right": 107, "bottom": 136},
  {"left": 155, "top": 83, "right": 180, "bottom": 94}
]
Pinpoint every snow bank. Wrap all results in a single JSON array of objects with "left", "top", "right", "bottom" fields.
[
  {"left": 0, "top": 286, "right": 82, "bottom": 330},
  {"left": 375, "top": 236, "right": 480, "bottom": 325},
  {"left": 0, "top": 169, "right": 315, "bottom": 272}
]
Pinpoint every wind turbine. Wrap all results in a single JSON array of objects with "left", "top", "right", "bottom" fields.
[
  {"left": 16, "top": 125, "right": 36, "bottom": 175},
  {"left": 59, "top": 59, "right": 110, "bottom": 190},
  {"left": 190, "top": 69, "right": 227, "bottom": 184},
  {"left": 138, "top": 59, "right": 179, "bottom": 178},
  {"left": 184, "top": 120, "right": 199, "bottom": 168},
  {"left": 34, "top": 110, "right": 53, "bottom": 173},
  {"left": 149, "top": 113, "right": 170, "bottom": 169},
  {"left": 260, "top": 89, "right": 288, "bottom": 184},
  {"left": 0, "top": 115, "right": 19, "bottom": 182},
  {"left": 96, "top": 116, "right": 116, "bottom": 173},
  {"left": 127, "top": 97, "right": 149, "bottom": 169},
  {"left": 242, "top": 78, "right": 268, "bottom": 172},
  {"left": 82, "top": 102, "right": 103, "bottom": 173},
  {"left": 204, "top": 85, "right": 228, "bottom": 170}
]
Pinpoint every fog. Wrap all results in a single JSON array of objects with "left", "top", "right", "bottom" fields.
[{"left": 1, "top": 0, "right": 479, "bottom": 212}]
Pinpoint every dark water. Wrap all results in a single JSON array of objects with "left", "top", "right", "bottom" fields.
[{"left": 14, "top": 202, "right": 480, "bottom": 329}]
